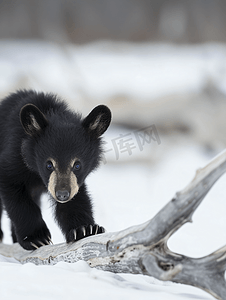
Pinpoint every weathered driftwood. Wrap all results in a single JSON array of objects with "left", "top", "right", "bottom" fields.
[{"left": 1, "top": 150, "right": 226, "bottom": 300}]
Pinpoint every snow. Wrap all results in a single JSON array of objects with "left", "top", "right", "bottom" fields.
[
  {"left": 0, "top": 260, "right": 212, "bottom": 300},
  {"left": 0, "top": 40, "right": 226, "bottom": 104}
]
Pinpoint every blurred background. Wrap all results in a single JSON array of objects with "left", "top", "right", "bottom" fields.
[{"left": 1, "top": 0, "right": 226, "bottom": 258}]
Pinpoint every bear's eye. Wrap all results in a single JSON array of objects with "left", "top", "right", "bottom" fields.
[
  {"left": 73, "top": 161, "right": 81, "bottom": 171},
  {"left": 46, "top": 161, "right": 54, "bottom": 171}
]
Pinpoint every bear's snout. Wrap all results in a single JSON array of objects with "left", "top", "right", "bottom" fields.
[{"left": 56, "top": 190, "right": 70, "bottom": 202}]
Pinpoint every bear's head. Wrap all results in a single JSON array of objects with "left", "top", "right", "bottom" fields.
[{"left": 20, "top": 103, "right": 111, "bottom": 203}]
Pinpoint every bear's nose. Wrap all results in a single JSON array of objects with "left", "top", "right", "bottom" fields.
[{"left": 56, "top": 190, "right": 70, "bottom": 202}]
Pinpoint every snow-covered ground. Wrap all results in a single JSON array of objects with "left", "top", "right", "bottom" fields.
[
  {"left": 0, "top": 139, "right": 224, "bottom": 300},
  {"left": 0, "top": 40, "right": 226, "bottom": 104}
]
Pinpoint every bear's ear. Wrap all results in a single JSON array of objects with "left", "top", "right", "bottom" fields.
[
  {"left": 20, "top": 104, "right": 48, "bottom": 137},
  {"left": 82, "top": 105, "right": 111, "bottom": 138}
]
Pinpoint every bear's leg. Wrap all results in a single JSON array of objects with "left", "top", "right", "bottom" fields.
[
  {"left": 0, "top": 198, "right": 3, "bottom": 241},
  {"left": 54, "top": 184, "right": 105, "bottom": 243},
  {"left": 11, "top": 222, "right": 17, "bottom": 243},
  {"left": 30, "top": 184, "right": 46, "bottom": 207},
  {"left": 9, "top": 185, "right": 45, "bottom": 245},
  {"left": 1, "top": 184, "right": 51, "bottom": 250}
]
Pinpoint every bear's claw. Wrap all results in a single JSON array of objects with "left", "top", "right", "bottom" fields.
[
  {"left": 30, "top": 242, "right": 39, "bottom": 249},
  {"left": 67, "top": 224, "right": 105, "bottom": 243},
  {"left": 18, "top": 224, "right": 52, "bottom": 250},
  {"left": 47, "top": 237, "right": 54, "bottom": 245},
  {"left": 28, "top": 235, "right": 53, "bottom": 250}
]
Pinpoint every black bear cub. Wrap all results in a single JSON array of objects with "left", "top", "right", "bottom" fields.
[{"left": 0, "top": 90, "right": 111, "bottom": 250}]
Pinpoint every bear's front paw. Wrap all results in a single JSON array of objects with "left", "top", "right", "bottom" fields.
[
  {"left": 66, "top": 224, "right": 105, "bottom": 243},
  {"left": 18, "top": 226, "right": 52, "bottom": 251}
]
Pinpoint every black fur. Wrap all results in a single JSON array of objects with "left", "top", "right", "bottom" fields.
[{"left": 0, "top": 90, "right": 111, "bottom": 250}]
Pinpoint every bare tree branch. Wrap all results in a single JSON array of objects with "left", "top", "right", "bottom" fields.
[{"left": 1, "top": 150, "right": 226, "bottom": 299}]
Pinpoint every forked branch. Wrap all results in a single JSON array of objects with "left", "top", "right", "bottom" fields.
[{"left": 1, "top": 150, "right": 226, "bottom": 299}]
